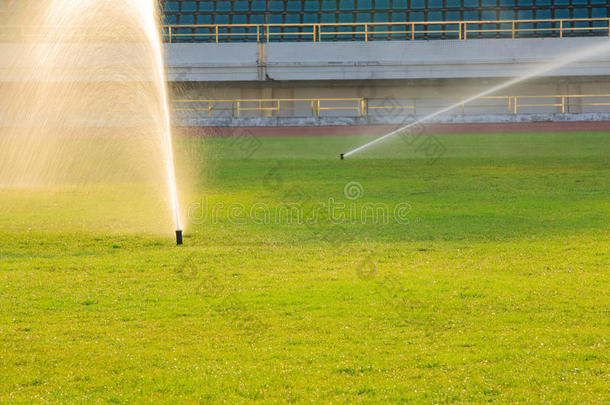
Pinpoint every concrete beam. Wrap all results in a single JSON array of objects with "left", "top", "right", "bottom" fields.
[
  {"left": 165, "top": 37, "right": 610, "bottom": 82},
  {"left": 1, "top": 37, "right": 609, "bottom": 83}
]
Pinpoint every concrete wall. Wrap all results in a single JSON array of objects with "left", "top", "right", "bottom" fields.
[
  {"left": 2, "top": 37, "right": 608, "bottom": 83},
  {"left": 166, "top": 37, "right": 610, "bottom": 82}
]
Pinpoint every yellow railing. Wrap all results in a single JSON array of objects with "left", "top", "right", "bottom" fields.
[
  {"left": 173, "top": 94, "right": 610, "bottom": 118},
  {"left": 163, "top": 18, "right": 610, "bottom": 43},
  {"left": 173, "top": 98, "right": 365, "bottom": 118}
]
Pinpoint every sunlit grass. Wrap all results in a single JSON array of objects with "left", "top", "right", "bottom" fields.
[{"left": 0, "top": 132, "right": 608, "bottom": 403}]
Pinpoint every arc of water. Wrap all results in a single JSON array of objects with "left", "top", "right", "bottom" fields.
[
  {"left": 342, "top": 39, "right": 610, "bottom": 158},
  {"left": 141, "top": 0, "right": 183, "bottom": 233}
]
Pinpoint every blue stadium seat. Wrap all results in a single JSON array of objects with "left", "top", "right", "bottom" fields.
[
  {"left": 287, "top": 1, "right": 302, "bottom": 12},
  {"left": 339, "top": 13, "right": 354, "bottom": 23},
  {"left": 427, "top": 11, "right": 443, "bottom": 38},
  {"left": 322, "top": 0, "right": 336, "bottom": 11},
  {"left": 286, "top": 14, "right": 301, "bottom": 23},
  {"left": 215, "top": 15, "right": 229, "bottom": 24},
  {"left": 371, "top": 13, "right": 389, "bottom": 40},
  {"left": 251, "top": 1, "right": 266, "bottom": 12},
  {"left": 410, "top": 0, "right": 425, "bottom": 9},
  {"left": 269, "top": 1, "right": 284, "bottom": 12},
  {"left": 216, "top": 1, "right": 231, "bottom": 12},
  {"left": 499, "top": 10, "right": 514, "bottom": 20},
  {"left": 234, "top": 2, "right": 249, "bottom": 12},
  {"left": 410, "top": 12, "right": 424, "bottom": 23},
  {"left": 303, "top": 14, "right": 318, "bottom": 24},
  {"left": 375, "top": 0, "right": 390, "bottom": 10},
  {"left": 554, "top": 9, "right": 569, "bottom": 19},
  {"left": 250, "top": 15, "right": 265, "bottom": 24},
  {"left": 196, "top": 15, "right": 212, "bottom": 24},
  {"left": 392, "top": 12, "right": 407, "bottom": 21},
  {"left": 321, "top": 13, "right": 336, "bottom": 23},
  {"left": 181, "top": 2, "right": 197, "bottom": 12},
  {"left": 165, "top": 2, "right": 179, "bottom": 12},
  {"left": 391, "top": 12, "right": 407, "bottom": 39},
  {"left": 356, "top": 13, "right": 371, "bottom": 23},
  {"left": 481, "top": 10, "right": 495, "bottom": 21},
  {"left": 305, "top": 1, "right": 319, "bottom": 11},
  {"left": 267, "top": 15, "right": 283, "bottom": 42},
  {"left": 340, "top": 0, "right": 355, "bottom": 11},
  {"left": 536, "top": 9, "right": 551, "bottom": 19},
  {"left": 463, "top": 11, "right": 478, "bottom": 21},
  {"left": 230, "top": 16, "right": 247, "bottom": 42},
  {"left": 199, "top": 2, "right": 213, "bottom": 12},
  {"left": 516, "top": 10, "right": 534, "bottom": 37},
  {"left": 233, "top": 15, "right": 247, "bottom": 24},
  {"left": 357, "top": 0, "right": 372, "bottom": 11},
  {"left": 179, "top": 15, "right": 194, "bottom": 25},
  {"left": 446, "top": 11, "right": 460, "bottom": 21},
  {"left": 573, "top": 8, "right": 588, "bottom": 19},
  {"left": 268, "top": 15, "right": 283, "bottom": 24}
]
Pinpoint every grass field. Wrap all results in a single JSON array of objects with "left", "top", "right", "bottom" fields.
[{"left": 0, "top": 131, "right": 608, "bottom": 403}]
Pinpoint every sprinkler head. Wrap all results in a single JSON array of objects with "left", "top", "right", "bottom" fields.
[
  {"left": 175, "top": 230, "right": 183, "bottom": 246},
  {"left": 340, "top": 153, "right": 344, "bottom": 160}
]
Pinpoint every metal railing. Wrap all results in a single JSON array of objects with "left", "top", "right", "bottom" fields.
[
  {"left": 173, "top": 98, "right": 365, "bottom": 118},
  {"left": 163, "top": 18, "right": 610, "bottom": 43},
  {"left": 172, "top": 94, "right": 610, "bottom": 118}
]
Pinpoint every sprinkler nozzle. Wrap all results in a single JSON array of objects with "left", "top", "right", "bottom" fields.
[
  {"left": 175, "top": 230, "right": 183, "bottom": 246},
  {"left": 340, "top": 153, "right": 344, "bottom": 160}
]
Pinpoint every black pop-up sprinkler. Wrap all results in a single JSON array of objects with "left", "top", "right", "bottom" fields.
[
  {"left": 340, "top": 153, "right": 344, "bottom": 160},
  {"left": 175, "top": 230, "right": 183, "bottom": 245}
]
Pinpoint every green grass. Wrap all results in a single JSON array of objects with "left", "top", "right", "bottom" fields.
[{"left": 0, "top": 131, "right": 608, "bottom": 403}]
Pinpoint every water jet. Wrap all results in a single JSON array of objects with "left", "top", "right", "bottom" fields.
[
  {"left": 343, "top": 39, "right": 610, "bottom": 158},
  {"left": 0, "top": 0, "right": 183, "bottom": 242}
]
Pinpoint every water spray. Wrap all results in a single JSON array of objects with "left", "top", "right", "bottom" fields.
[
  {"left": 143, "top": 0, "right": 184, "bottom": 245},
  {"left": 341, "top": 39, "right": 610, "bottom": 159}
]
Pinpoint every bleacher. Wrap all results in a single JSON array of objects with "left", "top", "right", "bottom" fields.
[{"left": 161, "top": 0, "right": 610, "bottom": 42}]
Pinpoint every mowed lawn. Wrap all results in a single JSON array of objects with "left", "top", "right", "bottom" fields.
[{"left": 0, "top": 131, "right": 608, "bottom": 403}]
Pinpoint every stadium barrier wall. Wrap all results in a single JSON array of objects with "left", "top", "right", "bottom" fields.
[{"left": 165, "top": 37, "right": 610, "bottom": 82}]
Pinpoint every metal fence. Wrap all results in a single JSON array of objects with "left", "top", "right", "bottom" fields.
[
  {"left": 163, "top": 17, "right": 610, "bottom": 43},
  {"left": 172, "top": 94, "right": 610, "bottom": 118}
]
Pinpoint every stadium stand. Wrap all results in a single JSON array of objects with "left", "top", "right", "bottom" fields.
[{"left": 161, "top": 0, "right": 610, "bottom": 42}]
